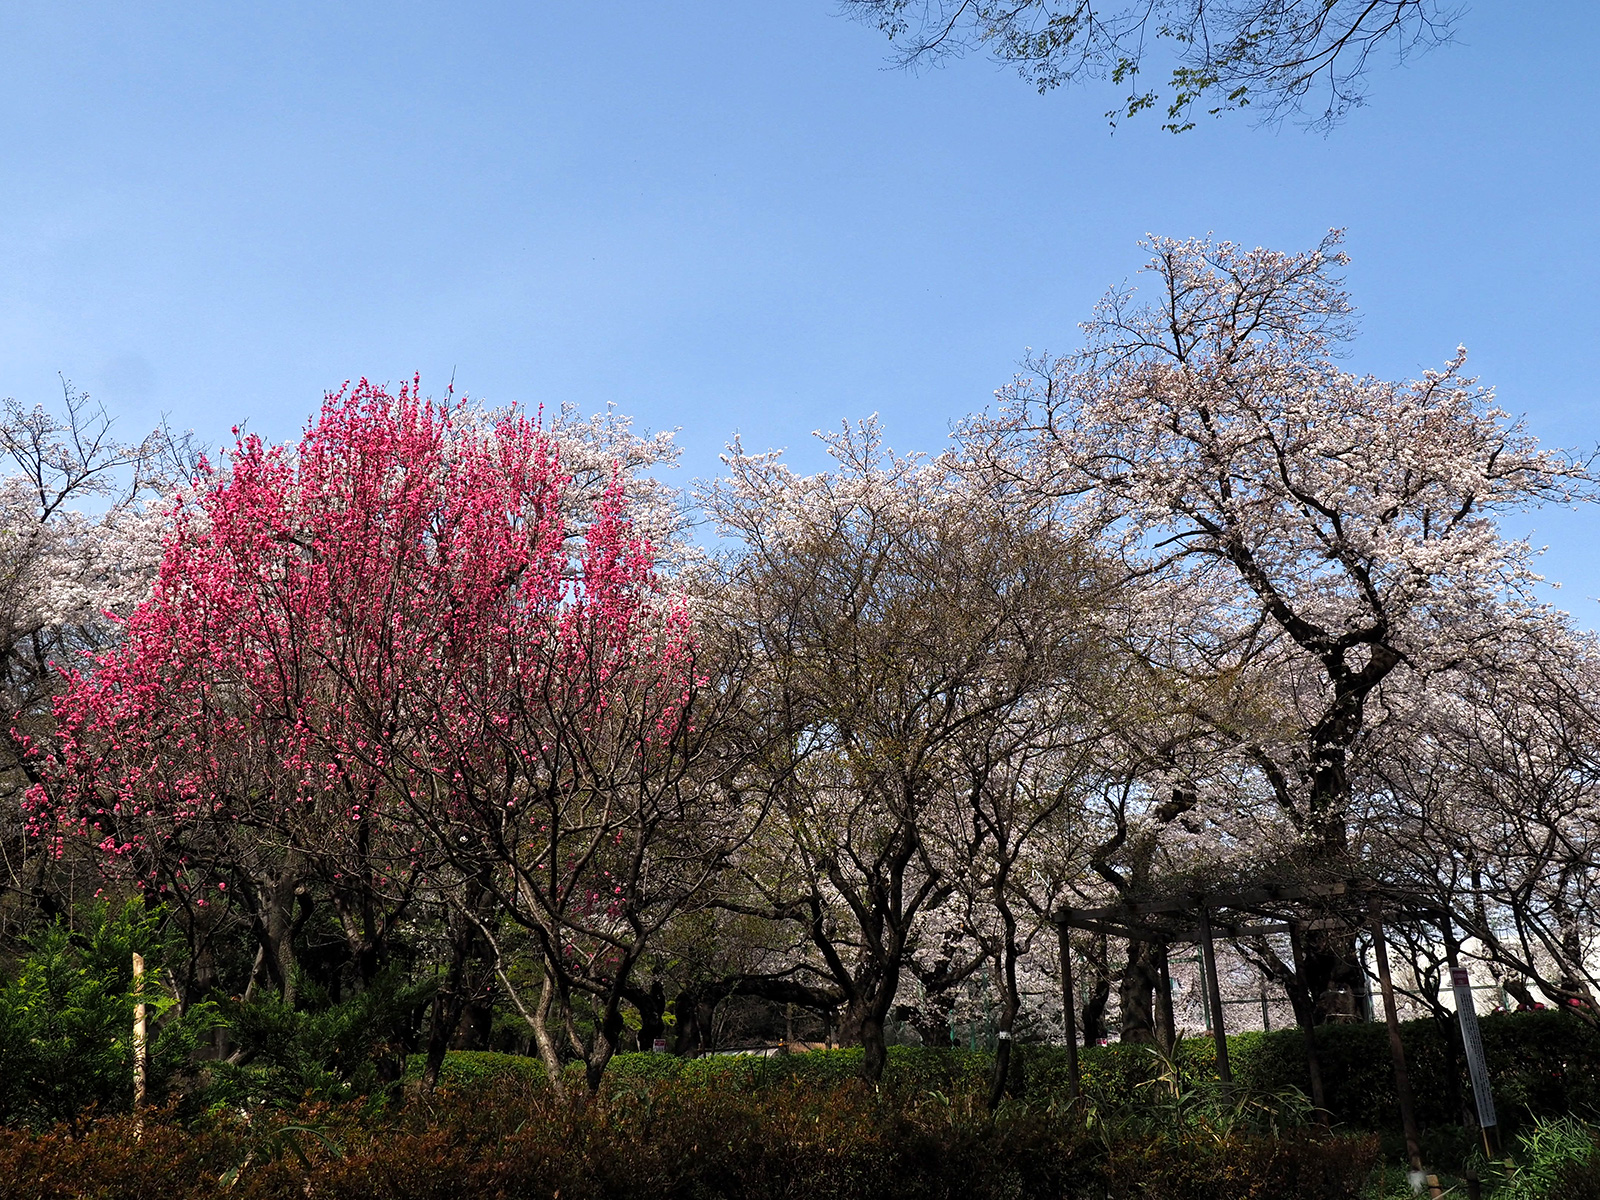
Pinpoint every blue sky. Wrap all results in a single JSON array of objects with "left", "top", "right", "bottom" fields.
[{"left": 2, "top": 3, "right": 1596, "bottom": 617}]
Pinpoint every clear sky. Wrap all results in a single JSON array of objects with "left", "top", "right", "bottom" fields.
[{"left": 2, "top": 3, "right": 1596, "bottom": 617}]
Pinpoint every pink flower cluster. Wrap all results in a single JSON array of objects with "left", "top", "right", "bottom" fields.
[{"left": 26, "top": 381, "right": 698, "bottom": 906}]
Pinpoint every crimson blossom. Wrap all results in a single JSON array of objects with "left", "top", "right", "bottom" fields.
[{"left": 27, "top": 382, "right": 722, "bottom": 1087}]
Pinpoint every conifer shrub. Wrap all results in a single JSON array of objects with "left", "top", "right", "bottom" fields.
[{"left": 0, "top": 901, "right": 216, "bottom": 1132}]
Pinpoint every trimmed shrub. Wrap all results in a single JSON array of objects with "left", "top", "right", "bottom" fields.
[
  {"left": 0, "top": 1077, "right": 1379, "bottom": 1200},
  {"left": 401, "top": 1049, "right": 548, "bottom": 1090},
  {"left": 1102, "top": 1129, "right": 1380, "bottom": 1200},
  {"left": 1227, "top": 1009, "right": 1600, "bottom": 1135}
]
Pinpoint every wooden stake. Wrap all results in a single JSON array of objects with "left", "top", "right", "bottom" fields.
[
  {"left": 132, "top": 951, "right": 148, "bottom": 1112},
  {"left": 1369, "top": 896, "right": 1440, "bottom": 1199}
]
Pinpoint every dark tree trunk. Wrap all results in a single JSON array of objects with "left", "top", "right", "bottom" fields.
[
  {"left": 584, "top": 1001, "right": 627, "bottom": 1092},
  {"left": 421, "top": 971, "right": 466, "bottom": 1088},
  {"left": 422, "top": 909, "right": 487, "bottom": 1089},
  {"left": 840, "top": 985, "right": 895, "bottom": 1083},
  {"left": 988, "top": 980, "right": 1021, "bottom": 1109},
  {"left": 1301, "top": 926, "right": 1371, "bottom": 1022},
  {"left": 988, "top": 910, "right": 1023, "bottom": 1111},
  {"left": 1080, "top": 933, "right": 1112, "bottom": 1045},
  {"left": 455, "top": 992, "right": 495, "bottom": 1050},
  {"left": 859, "top": 1011, "right": 887, "bottom": 1082},
  {"left": 246, "top": 864, "right": 312, "bottom": 1006},
  {"left": 631, "top": 979, "right": 667, "bottom": 1052},
  {"left": 904, "top": 991, "right": 958, "bottom": 1049},
  {"left": 671, "top": 989, "right": 721, "bottom": 1055},
  {"left": 1285, "top": 929, "right": 1330, "bottom": 1118},
  {"left": 1153, "top": 943, "right": 1176, "bottom": 1052},
  {"left": 1118, "top": 938, "right": 1160, "bottom": 1043}
]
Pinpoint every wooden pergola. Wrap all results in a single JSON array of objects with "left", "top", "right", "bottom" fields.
[{"left": 1053, "top": 879, "right": 1459, "bottom": 1196}]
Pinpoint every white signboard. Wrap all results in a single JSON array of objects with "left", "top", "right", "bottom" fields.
[{"left": 1451, "top": 968, "right": 1498, "bottom": 1130}]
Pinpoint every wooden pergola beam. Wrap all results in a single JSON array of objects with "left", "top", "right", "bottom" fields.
[
  {"left": 1054, "top": 909, "right": 1317, "bottom": 944},
  {"left": 1051, "top": 878, "right": 1450, "bottom": 937}
]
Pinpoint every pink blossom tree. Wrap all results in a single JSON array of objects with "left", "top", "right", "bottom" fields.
[
  {"left": 28, "top": 382, "right": 486, "bottom": 1005},
  {"left": 28, "top": 382, "right": 735, "bottom": 1089}
]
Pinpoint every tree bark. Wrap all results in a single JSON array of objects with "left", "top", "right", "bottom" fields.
[
  {"left": 840, "top": 980, "right": 896, "bottom": 1083},
  {"left": 1118, "top": 938, "right": 1160, "bottom": 1043},
  {"left": 1153, "top": 943, "right": 1176, "bottom": 1053},
  {"left": 1300, "top": 925, "right": 1371, "bottom": 1022},
  {"left": 988, "top": 915, "right": 1022, "bottom": 1111},
  {"left": 527, "top": 971, "right": 568, "bottom": 1099},
  {"left": 1080, "top": 932, "right": 1112, "bottom": 1045}
]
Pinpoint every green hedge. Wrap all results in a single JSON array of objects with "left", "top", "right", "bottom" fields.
[
  {"left": 407, "top": 1045, "right": 996, "bottom": 1094},
  {"left": 1027, "top": 1011, "right": 1600, "bottom": 1133},
  {"left": 411, "top": 1008, "right": 1600, "bottom": 1136},
  {"left": 401, "top": 1050, "right": 549, "bottom": 1090},
  {"left": 1227, "top": 1009, "right": 1600, "bottom": 1134},
  {"left": 608, "top": 1045, "right": 995, "bottom": 1092}
]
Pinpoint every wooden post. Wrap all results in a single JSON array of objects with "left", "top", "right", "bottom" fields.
[
  {"left": 1369, "top": 896, "right": 1441, "bottom": 1199},
  {"left": 1289, "top": 922, "right": 1329, "bottom": 1121},
  {"left": 1155, "top": 942, "right": 1176, "bottom": 1054},
  {"left": 1259, "top": 981, "right": 1271, "bottom": 1031},
  {"left": 1057, "top": 915, "right": 1080, "bottom": 1099},
  {"left": 132, "top": 951, "right": 148, "bottom": 1112},
  {"left": 1198, "top": 906, "right": 1231, "bottom": 1083}
]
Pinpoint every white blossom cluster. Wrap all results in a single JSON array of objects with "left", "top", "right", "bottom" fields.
[{"left": 0, "top": 391, "right": 188, "bottom": 662}]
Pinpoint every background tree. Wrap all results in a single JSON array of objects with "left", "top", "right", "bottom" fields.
[
  {"left": 1364, "top": 628, "right": 1600, "bottom": 1013},
  {"left": 0, "top": 385, "right": 190, "bottom": 942},
  {"left": 932, "top": 685, "right": 1103, "bottom": 1105},
  {"left": 705, "top": 421, "right": 1102, "bottom": 1080}
]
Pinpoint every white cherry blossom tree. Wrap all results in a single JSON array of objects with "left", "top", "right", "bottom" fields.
[
  {"left": 702, "top": 419, "right": 1104, "bottom": 1080},
  {"left": 0, "top": 383, "right": 191, "bottom": 916},
  {"left": 960, "top": 232, "right": 1596, "bottom": 1016}
]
